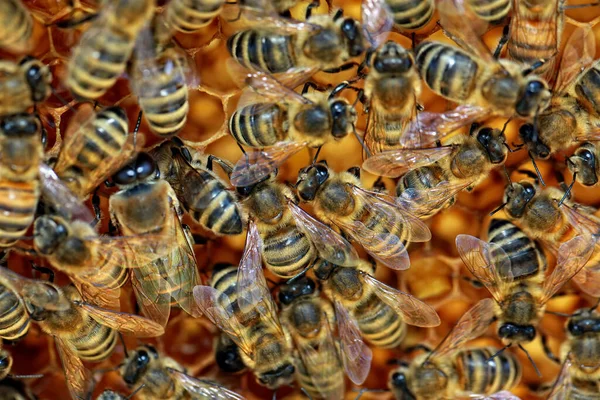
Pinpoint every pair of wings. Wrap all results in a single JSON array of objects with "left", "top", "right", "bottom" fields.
[
  {"left": 167, "top": 368, "right": 246, "bottom": 400},
  {"left": 333, "top": 270, "right": 440, "bottom": 385}
]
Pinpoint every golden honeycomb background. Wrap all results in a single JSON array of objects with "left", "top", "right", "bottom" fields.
[{"left": 3, "top": 0, "right": 600, "bottom": 399}]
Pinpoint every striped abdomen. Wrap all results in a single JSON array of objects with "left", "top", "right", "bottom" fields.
[
  {"left": 575, "top": 63, "right": 600, "bottom": 116},
  {"left": 227, "top": 30, "right": 296, "bottom": 74},
  {"left": 416, "top": 42, "right": 479, "bottom": 103},
  {"left": 229, "top": 103, "right": 288, "bottom": 147},
  {"left": 296, "top": 351, "right": 344, "bottom": 399},
  {"left": 507, "top": 10, "right": 558, "bottom": 69},
  {"left": 67, "top": 29, "right": 136, "bottom": 100},
  {"left": 467, "top": 0, "right": 511, "bottom": 23},
  {"left": 388, "top": 0, "right": 434, "bottom": 30},
  {"left": 396, "top": 165, "right": 455, "bottom": 219},
  {"left": 181, "top": 170, "right": 243, "bottom": 235},
  {"left": 69, "top": 317, "right": 117, "bottom": 361},
  {"left": 455, "top": 347, "right": 521, "bottom": 395},
  {"left": 164, "top": 0, "right": 224, "bottom": 32},
  {"left": 136, "top": 56, "right": 189, "bottom": 138},
  {"left": 0, "top": 285, "right": 29, "bottom": 341},
  {"left": 93, "top": 249, "right": 130, "bottom": 289},
  {"left": 488, "top": 218, "right": 546, "bottom": 280},
  {"left": 353, "top": 288, "right": 406, "bottom": 348},
  {"left": 0, "top": 0, "right": 33, "bottom": 53},
  {"left": 0, "top": 180, "right": 39, "bottom": 247},
  {"left": 262, "top": 224, "right": 315, "bottom": 278}
]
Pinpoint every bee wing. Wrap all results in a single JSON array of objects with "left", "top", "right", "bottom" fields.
[
  {"left": 561, "top": 203, "right": 600, "bottom": 237},
  {"left": 429, "top": 298, "right": 496, "bottom": 359},
  {"left": 230, "top": 142, "right": 306, "bottom": 187},
  {"left": 478, "top": 391, "right": 522, "bottom": 400},
  {"left": 39, "top": 163, "right": 94, "bottom": 224},
  {"left": 572, "top": 260, "right": 600, "bottom": 297},
  {"left": 333, "top": 299, "right": 372, "bottom": 385},
  {"left": 167, "top": 368, "right": 247, "bottom": 400},
  {"left": 362, "top": 146, "right": 455, "bottom": 178},
  {"left": 223, "top": 3, "right": 320, "bottom": 34},
  {"left": 75, "top": 301, "right": 165, "bottom": 337},
  {"left": 361, "top": 0, "right": 392, "bottom": 47},
  {"left": 364, "top": 100, "right": 414, "bottom": 155},
  {"left": 245, "top": 71, "right": 313, "bottom": 105},
  {"left": 236, "top": 221, "right": 286, "bottom": 337},
  {"left": 55, "top": 337, "right": 90, "bottom": 400},
  {"left": 335, "top": 185, "right": 431, "bottom": 270},
  {"left": 287, "top": 199, "right": 360, "bottom": 267},
  {"left": 131, "top": 266, "right": 172, "bottom": 328},
  {"left": 455, "top": 234, "right": 512, "bottom": 302},
  {"left": 193, "top": 285, "right": 255, "bottom": 358},
  {"left": 362, "top": 273, "right": 440, "bottom": 327},
  {"left": 540, "top": 234, "right": 595, "bottom": 304},
  {"left": 54, "top": 104, "right": 97, "bottom": 173},
  {"left": 554, "top": 25, "right": 596, "bottom": 94},
  {"left": 547, "top": 357, "right": 572, "bottom": 400},
  {"left": 396, "top": 180, "right": 473, "bottom": 219},
  {"left": 71, "top": 277, "right": 121, "bottom": 311}
]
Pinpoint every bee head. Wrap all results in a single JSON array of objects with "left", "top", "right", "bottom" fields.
[
  {"left": 33, "top": 216, "right": 68, "bottom": 256},
  {"left": 476, "top": 127, "right": 507, "bottom": 164},
  {"left": 503, "top": 181, "right": 536, "bottom": 218},
  {"left": 122, "top": 346, "right": 159, "bottom": 386},
  {"left": 111, "top": 152, "right": 159, "bottom": 187},
  {"left": 278, "top": 276, "right": 316, "bottom": 305},
  {"left": 568, "top": 143, "right": 598, "bottom": 186},
  {"left": 519, "top": 122, "right": 552, "bottom": 159},
  {"left": 19, "top": 56, "right": 51, "bottom": 103},
  {"left": 313, "top": 258, "right": 336, "bottom": 280},
  {"left": 340, "top": 18, "right": 365, "bottom": 57},
  {"left": 257, "top": 363, "right": 295, "bottom": 389},
  {"left": 498, "top": 322, "right": 536, "bottom": 343},
  {"left": 373, "top": 41, "right": 414, "bottom": 73},
  {"left": 389, "top": 367, "right": 417, "bottom": 400},
  {"left": 567, "top": 309, "right": 600, "bottom": 337},
  {"left": 515, "top": 79, "right": 551, "bottom": 118},
  {"left": 296, "top": 161, "right": 329, "bottom": 202},
  {"left": 22, "top": 282, "right": 68, "bottom": 320},
  {"left": 330, "top": 99, "right": 355, "bottom": 138},
  {"left": 234, "top": 169, "right": 277, "bottom": 198}
]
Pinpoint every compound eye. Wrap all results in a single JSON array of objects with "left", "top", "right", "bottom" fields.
[
  {"left": 135, "top": 153, "right": 156, "bottom": 180},
  {"left": 0, "top": 355, "right": 9, "bottom": 368},
  {"left": 136, "top": 350, "right": 150, "bottom": 366},
  {"left": 341, "top": 19, "right": 357, "bottom": 38},
  {"left": 581, "top": 149, "right": 595, "bottom": 163},
  {"left": 113, "top": 165, "right": 136, "bottom": 185},
  {"left": 526, "top": 80, "right": 544, "bottom": 94}
]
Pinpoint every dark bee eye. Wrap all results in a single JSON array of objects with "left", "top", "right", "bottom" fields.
[
  {"left": 0, "top": 355, "right": 9, "bottom": 368},
  {"left": 498, "top": 323, "right": 517, "bottom": 338},
  {"left": 526, "top": 80, "right": 544, "bottom": 94},
  {"left": 524, "top": 326, "right": 536, "bottom": 341},
  {"left": 136, "top": 350, "right": 150, "bottom": 366},
  {"left": 568, "top": 319, "right": 584, "bottom": 336},
  {"left": 135, "top": 153, "right": 156, "bottom": 180},
  {"left": 235, "top": 184, "right": 254, "bottom": 197},
  {"left": 391, "top": 372, "right": 407, "bottom": 388},
  {"left": 581, "top": 149, "right": 595, "bottom": 163},
  {"left": 519, "top": 124, "right": 535, "bottom": 141},
  {"left": 113, "top": 165, "right": 136, "bottom": 185},
  {"left": 341, "top": 19, "right": 357, "bottom": 39},
  {"left": 477, "top": 127, "right": 493, "bottom": 144},
  {"left": 522, "top": 182, "right": 536, "bottom": 199}
]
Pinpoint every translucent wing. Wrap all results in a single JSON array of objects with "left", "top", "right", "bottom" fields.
[
  {"left": 244, "top": 71, "right": 312, "bottom": 105},
  {"left": 547, "top": 357, "right": 572, "bottom": 400},
  {"left": 429, "top": 298, "right": 496, "bottom": 360},
  {"left": 287, "top": 199, "right": 359, "bottom": 267},
  {"left": 455, "top": 234, "right": 512, "bottom": 302},
  {"left": 193, "top": 285, "right": 255, "bottom": 358},
  {"left": 236, "top": 221, "right": 286, "bottom": 337},
  {"left": 223, "top": 4, "right": 319, "bottom": 34},
  {"left": 333, "top": 299, "right": 372, "bottom": 385},
  {"left": 362, "top": 273, "right": 440, "bottom": 327},
  {"left": 167, "top": 149, "right": 214, "bottom": 209},
  {"left": 131, "top": 265, "right": 172, "bottom": 328},
  {"left": 362, "top": 146, "right": 455, "bottom": 178},
  {"left": 540, "top": 234, "right": 595, "bottom": 304},
  {"left": 168, "top": 368, "right": 247, "bottom": 400},
  {"left": 54, "top": 104, "right": 97, "bottom": 172},
  {"left": 479, "top": 391, "right": 522, "bottom": 400},
  {"left": 554, "top": 25, "right": 596, "bottom": 94},
  {"left": 76, "top": 301, "right": 165, "bottom": 337},
  {"left": 572, "top": 258, "right": 600, "bottom": 297},
  {"left": 363, "top": 98, "right": 413, "bottom": 155},
  {"left": 0, "top": 268, "right": 70, "bottom": 311},
  {"left": 230, "top": 142, "right": 306, "bottom": 187},
  {"left": 396, "top": 180, "right": 473, "bottom": 219},
  {"left": 335, "top": 185, "right": 431, "bottom": 270},
  {"left": 55, "top": 338, "right": 89, "bottom": 400},
  {"left": 226, "top": 58, "right": 317, "bottom": 94},
  {"left": 71, "top": 277, "right": 121, "bottom": 311},
  {"left": 39, "top": 163, "right": 94, "bottom": 224},
  {"left": 361, "top": 0, "right": 393, "bottom": 47},
  {"left": 561, "top": 203, "right": 600, "bottom": 237}
]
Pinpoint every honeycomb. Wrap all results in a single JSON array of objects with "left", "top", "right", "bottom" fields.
[{"left": 2, "top": 0, "right": 600, "bottom": 399}]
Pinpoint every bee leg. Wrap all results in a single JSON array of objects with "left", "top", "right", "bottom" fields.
[
  {"left": 347, "top": 166, "right": 361, "bottom": 179},
  {"left": 301, "top": 81, "right": 321, "bottom": 95},
  {"left": 305, "top": 0, "right": 321, "bottom": 19},
  {"left": 493, "top": 24, "right": 510, "bottom": 59},
  {"left": 208, "top": 155, "right": 234, "bottom": 177},
  {"left": 322, "top": 62, "right": 360, "bottom": 74},
  {"left": 522, "top": 58, "right": 551, "bottom": 76},
  {"left": 300, "top": 387, "right": 313, "bottom": 399},
  {"left": 468, "top": 122, "right": 481, "bottom": 136},
  {"left": 30, "top": 262, "right": 54, "bottom": 283},
  {"left": 91, "top": 190, "right": 102, "bottom": 227},
  {"left": 540, "top": 333, "right": 560, "bottom": 363}
]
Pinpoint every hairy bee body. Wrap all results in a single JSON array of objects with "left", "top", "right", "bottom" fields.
[
  {"left": 162, "top": 0, "right": 225, "bottom": 33},
  {"left": 396, "top": 164, "right": 455, "bottom": 218},
  {"left": 0, "top": 57, "right": 52, "bottom": 117},
  {"left": 387, "top": 0, "right": 435, "bottom": 30},
  {"left": 568, "top": 142, "right": 600, "bottom": 187},
  {"left": 574, "top": 61, "right": 600, "bottom": 117},
  {"left": 0, "top": 284, "right": 30, "bottom": 341},
  {"left": 467, "top": 0, "right": 511, "bottom": 22},
  {"left": 0, "top": 0, "right": 33, "bottom": 54},
  {"left": 229, "top": 103, "right": 288, "bottom": 147},
  {"left": 215, "top": 332, "right": 247, "bottom": 374},
  {"left": 66, "top": 0, "right": 154, "bottom": 100}
]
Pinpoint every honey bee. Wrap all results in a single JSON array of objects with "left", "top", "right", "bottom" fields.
[
  {"left": 363, "top": 124, "right": 508, "bottom": 219},
  {"left": 415, "top": 0, "right": 551, "bottom": 121},
  {"left": 150, "top": 138, "right": 244, "bottom": 236},
  {"left": 154, "top": 0, "right": 226, "bottom": 44},
  {"left": 386, "top": 323, "right": 522, "bottom": 399},
  {"left": 108, "top": 152, "right": 201, "bottom": 327},
  {"left": 0, "top": 56, "right": 52, "bottom": 117},
  {"left": 278, "top": 276, "right": 346, "bottom": 398},
  {"left": 0, "top": 268, "right": 32, "bottom": 342},
  {"left": 0, "top": 0, "right": 34, "bottom": 54},
  {"left": 234, "top": 169, "right": 358, "bottom": 279},
  {"left": 568, "top": 141, "right": 600, "bottom": 188},
  {"left": 228, "top": 72, "right": 358, "bottom": 187},
  {"left": 193, "top": 227, "right": 297, "bottom": 389},
  {"left": 65, "top": 0, "right": 155, "bottom": 100},
  {"left": 548, "top": 304, "right": 600, "bottom": 399},
  {"left": 295, "top": 161, "right": 431, "bottom": 270},
  {"left": 455, "top": 219, "right": 594, "bottom": 356},
  {"left": 118, "top": 345, "right": 246, "bottom": 400},
  {"left": 51, "top": 104, "right": 140, "bottom": 200}
]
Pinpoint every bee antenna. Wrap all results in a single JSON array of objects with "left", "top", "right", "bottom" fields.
[
  {"left": 311, "top": 146, "right": 322, "bottom": 165},
  {"left": 519, "top": 343, "right": 542, "bottom": 377},
  {"left": 352, "top": 123, "right": 372, "bottom": 158},
  {"left": 119, "top": 332, "right": 129, "bottom": 359},
  {"left": 352, "top": 388, "right": 389, "bottom": 400},
  {"left": 501, "top": 118, "right": 512, "bottom": 134},
  {"left": 128, "top": 384, "right": 146, "bottom": 399},
  {"left": 529, "top": 152, "right": 546, "bottom": 187},
  {"left": 300, "top": 387, "right": 313, "bottom": 400},
  {"left": 589, "top": 297, "right": 600, "bottom": 312},
  {"left": 486, "top": 343, "right": 512, "bottom": 362},
  {"left": 558, "top": 173, "right": 576, "bottom": 206}
]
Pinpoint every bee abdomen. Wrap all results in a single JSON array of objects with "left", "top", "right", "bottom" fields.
[
  {"left": 71, "top": 322, "right": 117, "bottom": 361},
  {"left": 389, "top": 0, "right": 435, "bottom": 30},
  {"left": 262, "top": 226, "right": 314, "bottom": 278},
  {"left": 576, "top": 66, "right": 600, "bottom": 116},
  {"left": 468, "top": 0, "right": 511, "bottom": 22},
  {"left": 0, "top": 181, "right": 38, "bottom": 246},
  {"left": 296, "top": 353, "right": 344, "bottom": 399},
  {"left": 359, "top": 205, "right": 410, "bottom": 256},
  {"left": 416, "top": 41, "right": 479, "bottom": 102},
  {"left": 166, "top": 0, "right": 224, "bottom": 32},
  {"left": 456, "top": 347, "right": 521, "bottom": 395},
  {"left": 507, "top": 20, "right": 557, "bottom": 64},
  {"left": 189, "top": 185, "right": 243, "bottom": 235},
  {"left": 229, "top": 103, "right": 287, "bottom": 147},
  {"left": 355, "top": 295, "right": 406, "bottom": 348},
  {"left": 0, "top": 287, "right": 29, "bottom": 340},
  {"left": 227, "top": 30, "right": 295, "bottom": 73},
  {"left": 0, "top": 0, "right": 33, "bottom": 53},
  {"left": 75, "top": 112, "right": 129, "bottom": 171}
]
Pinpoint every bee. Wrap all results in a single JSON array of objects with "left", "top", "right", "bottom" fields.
[
  {"left": 295, "top": 161, "right": 431, "bottom": 270},
  {"left": 193, "top": 228, "right": 297, "bottom": 389},
  {"left": 415, "top": 0, "right": 551, "bottom": 121},
  {"left": 387, "top": 321, "right": 522, "bottom": 399},
  {"left": 51, "top": 104, "right": 139, "bottom": 200},
  {"left": 154, "top": 0, "right": 226, "bottom": 44},
  {"left": 360, "top": 40, "right": 422, "bottom": 154},
  {"left": 0, "top": 0, "right": 33, "bottom": 54},
  {"left": 215, "top": 332, "right": 247, "bottom": 374},
  {"left": 315, "top": 259, "right": 440, "bottom": 356},
  {"left": 548, "top": 304, "right": 600, "bottom": 399},
  {"left": 118, "top": 345, "right": 246, "bottom": 400},
  {"left": 65, "top": 0, "right": 155, "bottom": 100},
  {"left": 568, "top": 141, "right": 600, "bottom": 188},
  {"left": 278, "top": 276, "right": 346, "bottom": 398},
  {"left": 0, "top": 56, "right": 52, "bottom": 117},
  {"left": 108, "top": 152, "right": 201, "bottom": 327},
  {"left": 149, "top": 138, "right": 244, "bottom": 236},
  {"left": 228, "top": 72, "right": 357, "bottom": 187},
  {"left": 0, "top": 267, "right": 32, "bottom": 341},
  {"left": 363, "top": 124, "right": 508, "bottom": 219},
  {"left": 234, "top": 169, "right": 358, "bottom": 279},
  {"left": 455, "top": 219, "right": 594, "bottom": 356}
]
